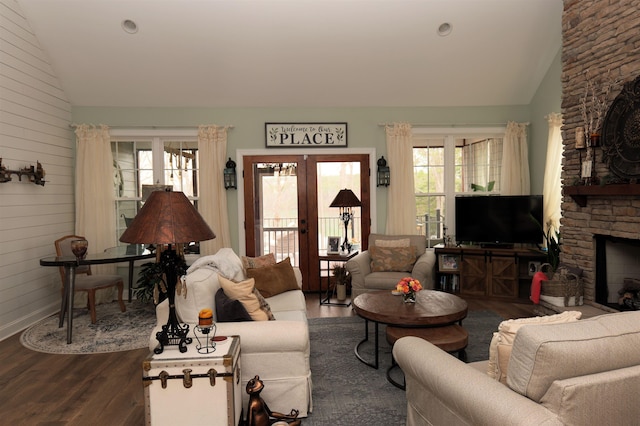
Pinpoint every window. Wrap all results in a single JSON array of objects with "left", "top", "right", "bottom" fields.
[
  {"left": 412, "top": 128, "right": 505, "bottom": 246},
  {"left": 111, "top": 135, "right": 199, "bottom": 249}
]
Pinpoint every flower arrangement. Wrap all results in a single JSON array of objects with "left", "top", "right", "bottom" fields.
[{"left": 396, "top": 277, "right": 422, "bottom": 303}]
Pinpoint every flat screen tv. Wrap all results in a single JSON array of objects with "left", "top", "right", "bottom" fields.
[{"left": 454, "top": 195, "right": 543, "bottom": 247}]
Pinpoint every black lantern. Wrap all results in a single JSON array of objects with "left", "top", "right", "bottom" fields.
[
  {"left": 224, "top": 157, "right": 237, "bottom": 190},
  {"left": 377, "top": 156, "right": 390, "bottom": 187}
]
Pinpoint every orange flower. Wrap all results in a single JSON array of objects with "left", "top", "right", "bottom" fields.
[{"left": 397, "top": 277, "right": 422, "bottom": 294}]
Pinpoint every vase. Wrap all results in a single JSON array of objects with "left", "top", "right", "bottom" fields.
[
  {"left": 336, "top": 284, "right": 347, "bottom": 301},
  {"left": 403, "top": 292, "right": 416, "bottom": 303},
  {"left": 70, "top": 239, "right": 88, "bottom": 260}
]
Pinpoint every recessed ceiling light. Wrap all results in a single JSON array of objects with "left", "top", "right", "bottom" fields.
[
  {"left": 122, "top": 19, "right": 138, "bottom": 34},
  {"left": 437, "top": 22, "right": 452, "bottom": 37}
]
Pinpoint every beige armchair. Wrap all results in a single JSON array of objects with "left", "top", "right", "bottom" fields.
[{"left": 345, "top": 234, "right": 436, "bottom": 299}]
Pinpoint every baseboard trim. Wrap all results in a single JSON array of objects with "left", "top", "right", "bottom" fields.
[{"left": 0, "top": 302, "right": 58, "bottom": 342}]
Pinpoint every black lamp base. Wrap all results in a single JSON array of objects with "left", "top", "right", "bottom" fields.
[
  {"left": 153, "top": 247, "right": 192, "bottom": 354},
  {"left": 340, "top": 213, "right": 353, "bottom": 254},
  {"left": 154, "top": 321, "right": 192, "bottom": 354}
]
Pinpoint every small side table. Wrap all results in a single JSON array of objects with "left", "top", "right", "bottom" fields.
[
  {"left": 143, "top": 334, "right": 242, "bottom": 425},
  {"left": 318, "top": 251, "right": 358, "bottom": 307}
]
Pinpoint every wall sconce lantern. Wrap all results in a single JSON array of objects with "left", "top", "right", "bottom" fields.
[
  {"left": 224, "top": 157, "right": 237, "bottom": 190},
  {"left": 377, "top": 156, "right": 390, "bottom": 187}
]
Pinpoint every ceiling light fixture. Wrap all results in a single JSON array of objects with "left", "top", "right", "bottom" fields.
[
  {"left": 121, "top": 19, "right": 138, "bottom": 34},
  {"left": 437, "top": 22, "right": 452, "bottom": 37}
]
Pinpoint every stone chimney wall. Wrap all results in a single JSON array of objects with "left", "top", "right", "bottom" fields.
[{"left": 561, "top": 0, "right": 640, "bottom": 301}]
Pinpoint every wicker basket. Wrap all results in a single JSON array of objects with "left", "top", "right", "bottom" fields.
[{"left": 540, "top": 263, "right": 584, "bottom": 307}]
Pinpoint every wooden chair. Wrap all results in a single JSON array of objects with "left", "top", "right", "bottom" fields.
[{"left": 54, "top": 235, "right": 126, "bottom": 324}]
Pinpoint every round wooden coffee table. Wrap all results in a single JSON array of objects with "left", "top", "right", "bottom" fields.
[{"left": 352, "top": 290, "right": 468, "bottom": 369}]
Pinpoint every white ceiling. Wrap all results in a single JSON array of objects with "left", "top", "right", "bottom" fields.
[{"left": 16, "top": 0, "right": 563, "bottom": 108}]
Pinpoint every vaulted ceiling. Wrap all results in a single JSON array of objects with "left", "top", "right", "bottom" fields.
[{"left": 17, "top": 0, "right": 562, "bottom": 108}]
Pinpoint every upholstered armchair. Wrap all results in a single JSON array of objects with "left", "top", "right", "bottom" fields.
[{"left": 345, "top": 234, "right": 436, "bottom": 299}]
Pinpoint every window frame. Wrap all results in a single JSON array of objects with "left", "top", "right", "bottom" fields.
[
  {"left": 110, "top": 129, "right": 200, "bottom": 243},
  {"left": 412, "top": 127, "right": 506, "bottom": 243}
]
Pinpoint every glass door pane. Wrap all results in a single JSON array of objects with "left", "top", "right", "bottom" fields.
[
  {"left": 253, "top": 162, "right": 300, "bottom": 265},
  {"left": 317, "top": 161, "right": 362, "bottom": 253}
]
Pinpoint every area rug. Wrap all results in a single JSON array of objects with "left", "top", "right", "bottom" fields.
[
  {"left": 20, "top": 301, "right": 157, "bottom": 354},
  {"left": 304, "top": 310, "right": 503, "bottom": 426}
]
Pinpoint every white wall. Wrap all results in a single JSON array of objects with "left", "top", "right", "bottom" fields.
[{"left": 0, "top": 0, "right": 74, "bottom": 340}]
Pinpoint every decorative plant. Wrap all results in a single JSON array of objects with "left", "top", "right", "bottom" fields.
[
  {"left": 134, "top": 257, "right": 187, "bottom": 305},
  {"left": 530, "top": 215, "right": 561, "bottom": 272},
  {"left": 471, "top": 181, "right": 495, "bottom": 192},
  {"left": 542, "top": 222, "right": 561, "bottom": 272},
  {"left": 331, "top": 264, "right": 349, "bottom": 285},
  {"left": 579, "top": 69, "right": 619, "bottom": 137}
]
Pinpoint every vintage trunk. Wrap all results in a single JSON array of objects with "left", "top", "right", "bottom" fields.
[{"left": 142, "top": 335, "right": 242, "bottom": 425}]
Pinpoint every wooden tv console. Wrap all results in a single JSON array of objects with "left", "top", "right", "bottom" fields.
[{"left": 434, "top": 245, "right": 547, "bottom": 301}]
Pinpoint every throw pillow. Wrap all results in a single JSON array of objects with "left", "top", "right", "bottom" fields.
[
  {"left": 242, "top": 253, "right": 276, "bottom": 270},
  {"left": 253, "top": 288, "right": 276, "bottom": 320},
  {"left": 247, "top": 257, "right": 299, "bottom": 298},
  {"left": 486, "top": 311, "right": 582, "bottom": 383},
  {"left": 374, "top": 238, "right": 411, "bottom": 248},
  {"left": 218, "top": 275, "right": 269, "bottom": 321},
  {"left": 215, "top": 288, "right": 252, "bottom": 322},
  {"left": 369, "top": 245, "right": 417, "bottom": 272}
]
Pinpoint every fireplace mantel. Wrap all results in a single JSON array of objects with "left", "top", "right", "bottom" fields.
[{"left": 564, "top": 184, "right": 640, "bottom": 207}]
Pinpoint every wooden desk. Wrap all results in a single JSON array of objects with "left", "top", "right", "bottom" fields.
[{"left": 40, "top": 245, "right": 154, "bottom": 343}]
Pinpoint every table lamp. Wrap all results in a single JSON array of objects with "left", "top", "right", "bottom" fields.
[
  {"left": 330, "top": 188, "right": 361, "bottom": 254},
  {"left": 120, "top": 189, "right": 215, "bottom": 353}
]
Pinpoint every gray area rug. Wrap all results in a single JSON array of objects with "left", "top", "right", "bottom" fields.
[
  {"left": 305, "top": 310, "right": 503, "bottom": 425},
  {"left": 20, "top": 301, "right": 157, "bottom": 354}
]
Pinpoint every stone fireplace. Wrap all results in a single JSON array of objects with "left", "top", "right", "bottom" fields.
[{"left": 560, "top": 1, "right": 640, "bottom": 307}]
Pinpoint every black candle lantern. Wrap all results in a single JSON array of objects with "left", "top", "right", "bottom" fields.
[
  {"left": 377, "top": 156, "right": 390, "bottom": 187},
  {"left": 224, "top": 157, "right": 237, "bottom": 190}
]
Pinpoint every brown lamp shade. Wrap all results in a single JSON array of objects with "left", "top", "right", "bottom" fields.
[
  {"left": 119, "top": 190, "right": 216, "bottom": 245},
  {"left": 330, "top": 188, "right": 361, "bottom": 208}
]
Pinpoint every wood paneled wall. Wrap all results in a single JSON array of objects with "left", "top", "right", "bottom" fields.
[{"left": 0, "top": 0, "right": 74, "bottom": 340}]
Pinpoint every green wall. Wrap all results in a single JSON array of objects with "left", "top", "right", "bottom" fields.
[
  {"left": 529, "top": 48, "right": 563, "bottom": 195},
  {"left": 73, "top": 70, "right": 560, "bottom": 251}
]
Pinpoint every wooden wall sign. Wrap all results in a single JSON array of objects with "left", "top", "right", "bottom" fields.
[{"left": 265, "top": 122, "right": 347, "bottom": 148}]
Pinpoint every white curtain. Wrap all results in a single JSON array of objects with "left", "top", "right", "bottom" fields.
[
  {"left": 74, "top": 124, "right": 117, "bottom": 304},
  {"left": 501, "top": 121, "right": 530, "bottom": 195},
  {"left": 385, "top": 123, "right": 417, "bottom": 234},
  {"left": 543, "top": 113, "right": 563, "bottom": 233},
  {"left": 198, "top": 125, "right": 231, "bottom": 255},
  {"left": 74, "top": 124, "right": 117, "bottom": 256}
]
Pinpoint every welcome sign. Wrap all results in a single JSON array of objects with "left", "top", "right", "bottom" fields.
[{"left": 265, "top": 122, "right": 347, "bottom": 148}]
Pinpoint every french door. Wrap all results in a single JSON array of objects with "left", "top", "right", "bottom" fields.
[{"left": 243, "top": 154, "right": 370, "bottom": 292}]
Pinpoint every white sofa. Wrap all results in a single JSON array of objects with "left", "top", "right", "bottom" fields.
[
  {"left": 148, "top": 248, "right": 312, "bottom": 417},
  {"left": 393, "top": 310, "right": 640, "bottom": 425}
]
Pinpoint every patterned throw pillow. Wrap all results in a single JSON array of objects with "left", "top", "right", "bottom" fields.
[
  {"left": 374, "top": 238, "right": 411, "bottom": 248},
  {"left": 241, "top": 253, "right": 276, "bottom": 270},
  {"left": 369, "top": 245, "right": 417, "bottom": 272},
  {"left": 253, "top": 288, "right": 276, "bottom": 320}
]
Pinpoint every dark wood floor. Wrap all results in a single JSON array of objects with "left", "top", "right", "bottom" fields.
[{"left": 0, "top": 294, "right": 536, "bottom": 425}]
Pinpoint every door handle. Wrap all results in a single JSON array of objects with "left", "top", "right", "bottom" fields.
[{"left": 300, "top": 229, "right": 307, "bottom": 234}]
